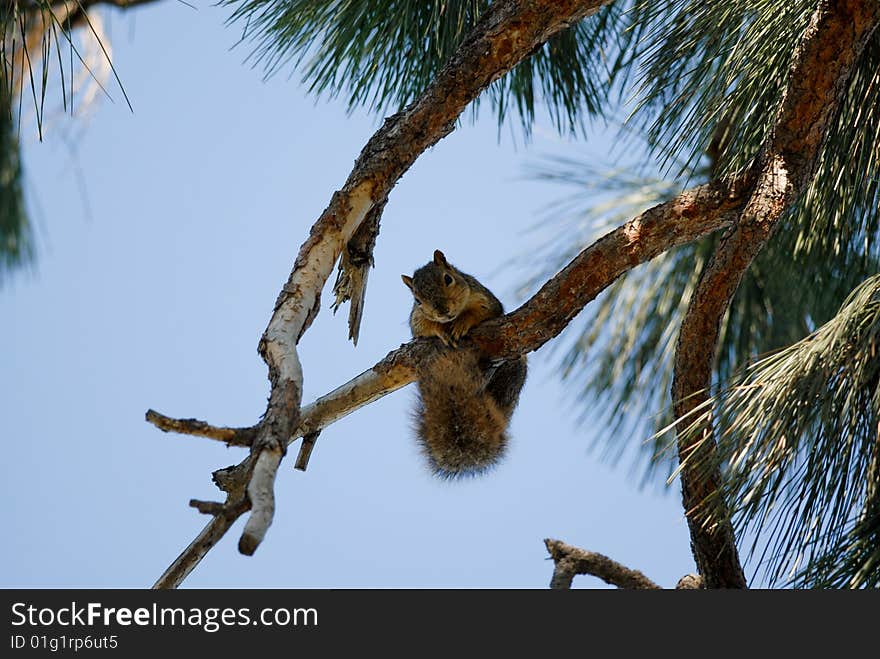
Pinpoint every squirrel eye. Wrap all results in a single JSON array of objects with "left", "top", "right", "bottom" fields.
[{"left": 444, "top": 274, "right": 453, "bottom": 286}]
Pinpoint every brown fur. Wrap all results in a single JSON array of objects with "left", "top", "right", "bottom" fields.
[
  {"left": 414, "top": 351, "right": 509, "bottom": 477},
  {"left": 403, "top": 250, "right": 503, "bottom": 346},
  {"left": 403, "top": 251, "right": 527, "bottom": 477}
]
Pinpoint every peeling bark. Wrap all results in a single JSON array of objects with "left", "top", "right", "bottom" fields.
[
  {"left": 150, "top": 173, "right": 749, "bottom": 587},
  {"left": 151, "top": 0, "right": 615, "bottom": 580},
  {"left": 150, "top": 175, "right": 749, "bottom": 452},
  {"left": 332, "top": 198, "right": 386, "bottom": 346}
]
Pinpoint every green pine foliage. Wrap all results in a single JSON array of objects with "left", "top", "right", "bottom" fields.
[
  {"left": 518, "top": 0, "right": 880, "bottom": 586},
  {"left": 0, "top": 3, "right": 34, "bottom": 281},
  {"left": 222, "top": 0, "right": 631, "bottom": 135},
  {"left": 4, "top": 0, "right": 876, "bottom": 587},
  {"left": 632, "top": 0, "right": 880, "bottom": 299},
  {"left": 0, "top": 83, "right": 30, "bottom": 280},
  {"left": 794, "top": 503, "right": 880, "bottom": 589},
  {"left": 1, "top": 1, "right": 129, "bottom": 281},
  {"left": 528, "top": 145, "right": 878, "bottom": 482},
  {"left": 673, "top": 276, "right": 880, "bottom": 587}
]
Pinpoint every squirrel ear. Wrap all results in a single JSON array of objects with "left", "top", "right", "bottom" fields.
[
  {"left": 401, "top": 274, "right": 414, "bottom": 291},
  {"left": 433, "top": 250, "right": 447, "bottom": 266}
]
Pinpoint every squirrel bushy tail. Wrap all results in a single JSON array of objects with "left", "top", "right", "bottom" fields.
[{"left": 414, "top": 350, "right": 525, "bottom": 478}]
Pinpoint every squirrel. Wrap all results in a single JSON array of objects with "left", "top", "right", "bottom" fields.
[{"left": 401, "top": 250, "right": 527, "bottom": 478}]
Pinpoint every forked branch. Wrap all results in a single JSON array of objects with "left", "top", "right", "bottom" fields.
[
  {"left": 150, "top": 175, "right": 751, "bottom": 589},
  {"left": 149, "top": 0, "right": 615, "bottom": 586},
  {"left": 671, "top": 0, "right": 880, "bottom": 589}
]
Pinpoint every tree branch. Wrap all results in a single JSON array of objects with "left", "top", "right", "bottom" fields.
[
  {"left": 671, "top": 0, "right": 880, "bottom": 588},
  {"left": 149, "top": 0, "right": 615, "bottom": 581},
  {"left": 150, "top": 174, "right": 751, "bottom": 587},
  {"left": 545, "top": 539, "right": 706, "bottom": 589},
  {"left": 152, "top": 462, "right": 251, "bottom": 589},
  {"left": 149, "top": 176, "right": 750, "bottom": 449},
  {"left": 544, "top": 538, "right": 661, "bottom": 589},
  {"left": 144, "top": 410, "right": 256, "bottom": 447},
  {"left": 152, "top": 513, "right": 240, "bottom": 590}
]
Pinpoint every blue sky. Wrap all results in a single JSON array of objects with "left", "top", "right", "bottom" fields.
[{"left": 1, "top": 3, "right": 695, "bottom": 588}]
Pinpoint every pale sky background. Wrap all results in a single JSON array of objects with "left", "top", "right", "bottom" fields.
[{"left": 1, "top": 3, "right": 699, "bottom": 588}]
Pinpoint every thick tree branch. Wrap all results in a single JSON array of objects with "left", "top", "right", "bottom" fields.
[
  {"left": 544, "top": 538, "right": 661, "bottom": 589},
  {"left": 470, "top": 178, "right": 752, "bottom": 359},
  {"left": 150, "top": 176, "right": 749, "bottom": 448},
  {"left": 671, "top": 0, "right": 880, "bottom": 589},
  {"left": 150, "top": 174, "right": 750, "bottom": 587},
  {"left": 151, "top": 0, "right": 615, "bottom": 578}
]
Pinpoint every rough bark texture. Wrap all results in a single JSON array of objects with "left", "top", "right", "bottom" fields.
[
  {"left": 332, "top": 198, "right": 387, "bottom": 346},
  {"left": 149, "top": 173, "right": 750, "bottom": 587},
  {"left": 150, "top": 0, "right": 880, "bottom": 590},
  {"left": 671, "top": 0, "right": 880, "bottom": 589},
  {"left": 150, "top": 176, "right": 749, "bottom": 449},
  {"left": 145, "top": 409, "right": 256, "bottom": 447},
  {"left": 150, "top": 0, "right": 614, "bottom": 585},
  {"left": 241, "top": 0, "right": 615, "bottom": 558},
  {"left": 545, "top": 539, "right": 662, "bottom": 589},
  {"left": 470, "top": 177, "right": 752, "bottom": 359}
]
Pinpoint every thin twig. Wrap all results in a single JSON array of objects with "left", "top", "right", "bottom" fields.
[
  {"left": 145, "top": 409, "right": 256, "bottom": 447},
  {"left": 294, "top": 431, "right": 320, "bottom": 471}
]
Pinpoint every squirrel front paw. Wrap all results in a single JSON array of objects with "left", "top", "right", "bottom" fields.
[
  {"left": 448, "top": 324, "right": 473, "bottom": 347},
  {"left": 441, "top": 334, "right": 459, "bottom": 349}
]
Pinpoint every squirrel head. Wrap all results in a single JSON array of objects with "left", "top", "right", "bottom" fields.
[{"left": 401, "top": 250, "right": 472, "bottom": 322}]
